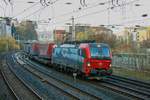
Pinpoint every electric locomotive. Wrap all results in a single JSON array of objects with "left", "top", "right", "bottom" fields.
[{"left": 51, "top": 41, "right": 112, "bottom": 79}]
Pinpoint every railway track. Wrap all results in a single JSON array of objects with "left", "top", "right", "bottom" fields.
[
  {"left": 108, "top": 75, "right": 150, "bottom": 93},
  {"left": 18, "top": 53, "right": 134, "bottom": 100},
  {"left": 109, "top": 75, "right": 150, "bottom": 90},
  {"left": 12, "top": 54, "right": 79, "bottom": 100},
  {"left": 1, "top": 55, "right": 42, "bottom": 100},
  {"left": 20, "top": 52, "right": 150, "bottom": 100},
  {"left": 90, "top": 75, "right": 150, "bottom": 99},
  {"left": 17, "top": 54, "right": 102, "bottom": 100},
  {"left": 92, "top": 80, "right": 150, "bottom": 100},
  {"left": 0, "top": 70, "right": 19, "bottom": 100}
]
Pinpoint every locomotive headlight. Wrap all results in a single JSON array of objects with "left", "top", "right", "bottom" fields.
[
  {"left": 87, "top": 62, "right": 91, "bottom": 67},
  {"left": 109, "top": 64, "right": 112, "bottom": 67}
]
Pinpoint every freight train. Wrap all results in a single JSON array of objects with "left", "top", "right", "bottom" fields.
[{"left": 23, "top": 41, "right": 112, "bottom": 79}]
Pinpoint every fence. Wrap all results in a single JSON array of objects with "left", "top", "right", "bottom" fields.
[{"left": 112, "top": 53, "right": 150, "bottom": 70}]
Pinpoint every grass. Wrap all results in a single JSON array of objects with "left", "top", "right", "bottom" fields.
[{"left": 112, "top": 67, "right": 150, "bottom": 82}]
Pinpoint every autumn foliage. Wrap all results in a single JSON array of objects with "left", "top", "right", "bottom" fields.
[{"left": 0, "top": 36, "right": 20, "bottom": 53}]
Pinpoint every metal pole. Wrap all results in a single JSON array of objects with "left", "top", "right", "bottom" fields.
[
  {"left": 72, "top": 16, "right": 75, "bottom": 41},
  {"left": 11, "top": 0, "right": 14, "bottom": 17}
]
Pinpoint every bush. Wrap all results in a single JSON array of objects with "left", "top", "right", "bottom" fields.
[{"left": 0, "top": 36, "right": 20, "bottom": 53}]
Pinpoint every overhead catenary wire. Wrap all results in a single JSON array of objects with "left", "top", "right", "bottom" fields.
[
  {"left": 51, "top": 0, "right": 112, "bottom": 20},
  {"left": 23, "top": 6, "right": 47, "bottom": 20},
  {"left": 40, "top": 0, "right": 46, "bottom": 6},
  {"left": 40, "top": 0, "right": 60, "bottom": 6},
  {"left": 112, "top": 0, "right": 120, "bottom": 6},
  {"left": 49, "top": 0, "right": 129, "bottom": 21},
  {"left": 50, "top": 0, "right": 139, "bottom": 25},
  {"left": 37, "top": 7, "right": 44, "bottom": 24},
  {"left": 13, "top": 2, "right": 40, "bottom": 18},
  {"left": 35, "top": 0, "right": 104, "bottom": 22},
  {"left": 13, "top": 0, "right": 112, "bottom": 22},
  {"left": 121, "top": 17, "right": 150, "bottom": 25},
  {"left": 80, "top": 0, "right": 87, "bottom": 7},
  {"left": 15, "top": 0, "right": 60, "bottom": 20},
  {"left": 37, "top": 2, "right": 53, "bottom": 24},
  {"left": 8, "top": 0, "right": 14, "bottom": 17},
  {"left": 0, "top": 0, "right": 14, "bottom": 17},
  {"left": 12, "top": 0, "right": 142, "bottom": 28},
  {"left": 2, "top": 0, "right": 8, "bottom": 5},
  {"left": 0, "top": 3, "right": 5, "bottom": 16},
  {"left": 75, "top": 0, "right": 139, "bottom": 19},
  {"left": 0, "top": 0, "right": 9, "bottom": 16}
]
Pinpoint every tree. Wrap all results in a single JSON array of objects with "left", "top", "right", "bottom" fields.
[
  {"left": 141, "top": 39, "right": 150, "bottom": 48},
  {"left": 15, "top": 20, "right": 38, "bottom": 40},
  {"left": 76, "top": 32, "right": 88, "bottom": 40},
  {"left": 0, "top": 36, "right": 20, "bottom": 53},
  {"left": 87, "top": 29, "right": 117, "bottom": 48}
]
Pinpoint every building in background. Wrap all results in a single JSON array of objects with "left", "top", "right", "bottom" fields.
[
  {"left": 136, "top": 27, "right": 150, "bottom": 42},
  {"left": 89, "top": 26, "right": 113, "bottom": 35},
  {"left": 14, "top": 20, "right": 38, "bottom": 42},
  {"left": 0, "top": 17, "right": 12, "bottom": 37},
  {"left": 54, "top": 30, "right": 65, "bottom": 43},
  {"left": 65, "top": 24, "right": 112, "bottom": 41},
  {"left": 119, "top": 26, "right": 150, "bottom": 43},
  {"left": 114, "top": 26, "right": 150, "bottom": 52},
  {"left": 37, "top": 31, "right": 54, "bottom": 42}
]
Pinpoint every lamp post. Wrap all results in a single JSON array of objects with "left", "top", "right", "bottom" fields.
[
  {"left": 65, "top": 23, "right": 72, "bottom": 41},
  {"left": 0, "top": 5, "right": 5, "bottom": 17},
  {"left": 71, "top": 16, "right": 75, "bottom": 41}
]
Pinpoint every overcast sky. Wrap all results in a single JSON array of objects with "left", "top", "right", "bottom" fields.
[{"left": 0, "top": 0, "right": 150, "bottom": 32}]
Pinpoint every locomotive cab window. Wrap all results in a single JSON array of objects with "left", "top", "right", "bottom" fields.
[
  {"left": 78, "top": 49, "right": 82, "bottom": 56},
  {"left": 90, "top": 46, "right": 110, "bottom": 59},
  {"left": 82, "top": 49, "right": 86, "bottom": 58},
  {"left": 78, "top": 49, "right": 86, "bottom": 58}
]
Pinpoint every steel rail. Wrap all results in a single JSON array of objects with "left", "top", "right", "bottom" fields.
[
  {"left": 106, "top": 76, "right": 150, "bottom": 93},
  {"left": 0, "top": 70, "right": 19, "bottom": 100},
  {"left": 102, "top": 80, "right": 150, "bottom": 99},
  {"left": 20, "top": 65, "right": 86, "bottom": 100},
  {"left": 7, "top": 55, "right": 43, "bottom": 100},
  {"left": 19, "top": 55, "right": 101, "bottom": 100},
  {"left": 15, "top": 53, "right": 82, "bottom": 99},
  {"left": 109, "top": 75, "right": 150, "bottom": 89},
  {"left": 20, "top": 52, "right": 150, "bottom": 99},
  {"left": 91, "top": 81, "right": 146, "bottom": 100}
]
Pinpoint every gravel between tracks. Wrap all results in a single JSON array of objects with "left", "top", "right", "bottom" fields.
[
  {"left": 1, "top": 59, "right": 40, "bottom": 100},
  {"left": 12, "top": 54, "right": 80, "bottom": 100},
  {"left": 22, "top": 63, "right": 100, "bottom": 100},
  {"left": 0, "top": 69, "right": 16, "bottom": 100},
  {"left": 22, "top": 53, "right": 131, "bottom": 100}
]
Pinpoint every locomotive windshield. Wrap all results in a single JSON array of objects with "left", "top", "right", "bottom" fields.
[{"left": 90, "top": 46, "right": 110, "bottom": 59}]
